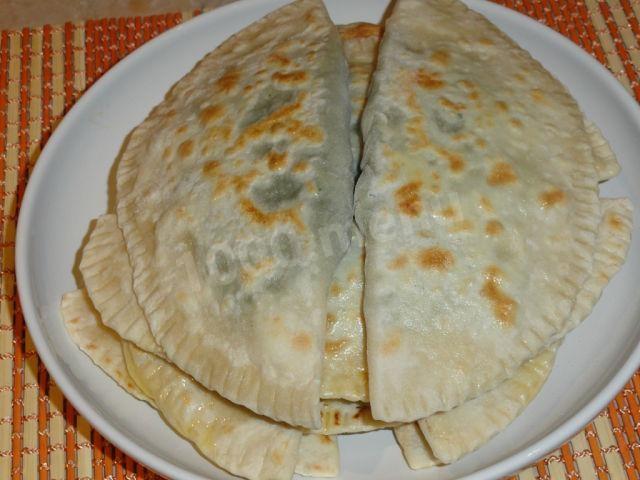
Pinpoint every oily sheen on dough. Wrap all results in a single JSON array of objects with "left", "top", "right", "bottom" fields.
[
  {"left": 418, "top": 347, "right": 556, "bottom": 464},
  {"left": 116, "top": 0, "right": 353, "bottom": 429},
  {"left": 355, "top": 0, "right": 601, "bottom": 422},
  {"left": 61, "top": 284, "right": 342, "bottom": 479},
  {"left": 123, "top": 343, "right": 302, "bottom": 480}
]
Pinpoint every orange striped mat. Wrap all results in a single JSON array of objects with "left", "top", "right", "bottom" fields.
[{"left": 1, "top": 1, "right": 639, "bottom": 479}]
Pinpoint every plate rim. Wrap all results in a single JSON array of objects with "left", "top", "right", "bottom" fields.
[{"left": 15, "top": 0, "right": 640, "bottom": 479}]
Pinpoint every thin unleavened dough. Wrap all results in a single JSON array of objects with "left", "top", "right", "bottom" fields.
[
  {"left": 60, "top": 289, "right": 150, "bottom": 402},
  {"left": 558, "top": 197, "right": 633, "bottom": 335},
  {"left": 79, "top": 214, "right": 163, "bottom": 357},
  {"left": 418, "top": 347, "right": 556, "bottom": 464},
  {"left": 123, "top": 342, "right": 302, "bottom": 480},
  {"left": 116, "top": 0, "right": 353, "bottom": 429},
  {"left": 355, "top": 0, "right": 601, "bottom": 422},
  {"left": 584, "top": 119, "right": 621, "bottom": 182},
  {"left": 397, "top": 197, "right": 632, "bottom": 466},
  {"left": 295, "top": 434, "right": 339, "bottom": 477},
  {"left": 393, "top": 423, "right": 440, "bottom": 470}
]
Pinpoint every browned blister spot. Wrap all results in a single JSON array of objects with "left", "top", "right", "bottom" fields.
[
  {"left": 162, "top": 146, "right": 171, "bottom": 160},
  {"left": 530, "top": 89, "right": 545, "bottom": 102},
  {"left": 539, "top": 188, "right": 566, "bottom": 208},
  {"left": 86, "top": 342, "right": 97, "bottom": 351},
  {"left": 486, "top": 219, "right": 504, "bottom": 236},
  {"left": 418, "top": 247, "right": 454, "bottom": 271},
  {"left": 480, "top": 196, "right": 494, "bottom": 211},
  {"left": 448, "top": 220, "right": 474, "bottom": 233},
  {"left": 267, "top": 151, "right": 287, "bottom": 171},
  {"left": 234, "top": 95, "right": 304, "bottom": 148},
  {"left": 304, "top": 8, "right": 316, "bottom": 22},
  {"left": 476, "top": 138, "right": 487, "bottom": 149},
  {"left": 325, "top": 340, "right": 348, "bottom": 356},
  {"left": 292, "top": 332, "right": 312, "bottom": 352},
  {"left": 212, "top": 176, "right": 231, "bottom": 198},
  {"left": 353, "top": 404, "right": 371, "bottom": 420},
  {"left": 272, "top": 450, "right": 284, "bottom": 466},
  {"left": 436, "top": 147, "right": 465, "bottom": 172},
  {"left": 381, "top": 334, "right": 401, "bottom": 356},
  {"left": 388, "top": 254, "right": 408, "bottom": 270},
  {"left": 441, "top": 206, "right": 456, "bottom": 219},
  {"left": 478, "top": 37, "right": 494, "bottom": 46},
  {"left": 305, "top": 181, "right": 317, "bottom": 193},
  {"left": 232, "top": 169, "right": 258, "bottom": 193},
  {"left": 326, "top": 313, "right": 337, "bottom": 326},
  {"left": 607, "top": 213, "right": 625, "bottom": 231},
  {"left": 208, "top": 125, "right": 232, "bottom": 144},
  {"left": 458, "top": 79, "right": 475, "bottom": 90},
  {"left": 321, "top": 435, "right": 333, "bottom": 444},
  {"left": 215, "top": 70, "right": 240, "bottom": 92},
  {"left": 481, "top": 266, "right": 517, "bottom": 326},
  {"left": 416, "top": 69, "right": 445, "bottom": 89},
  {"left": 495, "top": 100, "right": 508, "bottom": 112},
  {"left": 431, "top": 50, "right": 450, "bottom": 66},
  {"left": 330, "top": 283, "right": 342, "bottom": 297},
  {"left": 339, "top": 23, "right": 381, "bottom": 40},
  {"left": 487, "top": 162, "right": 517, "bottom": 186},
  {"left": 407, "top": 117, "right": 430, "bottom": 149},
  {"left": 202, "top": 160, "right": 221, "bottom": 177},
  {"left": 287, "top": 121, "right": 324, "bottom": 143},
  {"left": 468, "top": 91, "right": 480, "bottom": 101},
  {"left": 395, "top": 181, "right": 423, "bottom": 217},
  {"left": 452, "top": 133, "right": 467, "bottom": 142},
  {"left": 239, "top": 198, "right": 304, "bottom": 232},
  {"left": 333, "top": 411, "right": 341, "bottom": 425},
  {"left": 292, "top": 160, "right": 309, "bottom": 173},
  {"left": 407, "top": 92, "right": 421, "bottom": 113},
  {"left": 272, "top": 70, "right": 308, "bottom": 84},
  {"left": 177, "top": 139, "right": 194, "bottom": 158},
  {"left": 199, "top": 104, "right": 224, "bottom": 125},
  {"left": 268, "top": 53, "right": 291, "bottom": 67},
  {"left": 175, "top": 207, "right": 189, "bottom": 220},
  {"left": 439, "top": 97, "right": 466, "bottom": 111},
  {"left": 509, "top": 118, "right": 523, "bottom": 129}
]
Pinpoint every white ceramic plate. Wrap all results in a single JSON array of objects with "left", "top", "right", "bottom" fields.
[{"left": 15, "top": 0, "right": 640, "bottom": 479}]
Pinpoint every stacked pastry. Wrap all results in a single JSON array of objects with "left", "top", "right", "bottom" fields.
[{"left": 59, "top": 0, "right": 633, "bottom": 478}]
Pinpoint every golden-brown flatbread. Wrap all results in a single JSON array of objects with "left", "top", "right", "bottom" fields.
[
  {"left": 355, "top": 0, "right": 601, "bottom": 423},
  {"left": 115, "top": 0, "right": 354, "bottom": 429}
]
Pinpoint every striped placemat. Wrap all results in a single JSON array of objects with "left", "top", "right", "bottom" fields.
[{"left": 1, "top": 1, "right": 639, "bottom": 479}]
